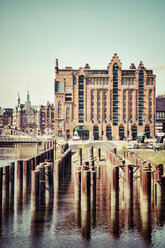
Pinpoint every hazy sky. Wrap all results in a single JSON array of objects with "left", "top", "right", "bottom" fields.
[{"left": 0, "top": 0, "right": 165, "bottom": 108}]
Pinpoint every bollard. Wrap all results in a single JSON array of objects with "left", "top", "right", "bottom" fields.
[{"left": 31, "top": 170, "right": 39, "bottom": 197}]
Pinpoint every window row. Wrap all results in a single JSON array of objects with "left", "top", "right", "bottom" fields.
[
  {"left": 122, "top": 78, "right": 134, "bottom": 85},
  {"left": 87, "top": 78, "right": 109, "bottom": 85}
]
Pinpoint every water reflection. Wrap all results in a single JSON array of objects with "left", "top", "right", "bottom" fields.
[{"left": 0, "top": 148, "right": 165, "bottom": 247}]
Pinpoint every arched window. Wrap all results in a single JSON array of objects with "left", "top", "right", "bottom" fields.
[
  {"left": 93, "top": 126, "right": 99, "bottom": 140},
  {"left": 119, "top": 126, "right": 125, "bottom": 140},
  {"left": 145, "top": 125, "right": 150, "bottom": 138},
  {"left": 106, "top": 125, "right": 112, "bottom": 140},
  {"left": 66, "top": 129, "right": 70, "bottom": 140},
  {"left": 131, "top": 125, "right": 137, "bottom": 140}
]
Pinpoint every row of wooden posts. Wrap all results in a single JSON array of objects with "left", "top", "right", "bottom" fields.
[
  {"left": 74, "top": 147, "right": 102, "bottom": 210},
  {"left": 106, "top": 148, "right": 165, "bottom": 200},
  {"left": 123, "top": 150, "right": 165, "bottom": 196},
  {"left": 0, "top": 140, "right": 72, "bottom": 205}
]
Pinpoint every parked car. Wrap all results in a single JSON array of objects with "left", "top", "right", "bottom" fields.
[
  {"left": 154, "top": 144, "right": 162, "bottom": 151},
  {"left": 147, "top": 143, "right": 154, "bottom": 149},
  {"left": 126, "top": 144, "right": 132, "bottom": 149},
  {"left": 133, "top": 144, "right": 140, "bottom": 149},
  {"left": 141, "top": 144, "right": 148, "bottom": 149}
]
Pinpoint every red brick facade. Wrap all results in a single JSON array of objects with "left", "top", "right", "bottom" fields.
[{"left": 54, "top": 54, "right": 156, "bottom": 140}]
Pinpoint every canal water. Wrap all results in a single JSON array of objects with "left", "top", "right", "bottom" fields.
[{"left": 0, "top": 146, "right": 165, "bottom": 248}]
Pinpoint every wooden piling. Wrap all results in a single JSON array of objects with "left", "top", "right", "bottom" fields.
[
  {"left": 31, "top": 170, "right": 39, "bottom": 197},
  {"left": 97, "top": 148, "right": 101, "bottom": 161},
  {"left": 78, "top": 148, "right": 82, "bottom": 166}
]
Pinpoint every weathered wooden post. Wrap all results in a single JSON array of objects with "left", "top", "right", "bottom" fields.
[
  {"left": 78, "top": 148, "right": 82, "bottom": 166},
  {"left": 0, "top": 167, "right": 3, "bottom": 204},
  {"left": 17, "top": 160, "right": 23, "bottom": 180},
  {"left": 23, "top": 159, "right": 30, "bottom": 187},
  {"left": 9, "top": 162, "right": 15, "bottom": 195},
  {"left": 31, "top": 170, "right": 39, "bottom": 198},
  {"left": 36, "top": 164, "right": 45, "bottom": 200},
  {"left": 81, "top": 169, "right": 91, "bottom": 241},
  {"left": 97, "top": 148, "right": 101, "bottom": 161},
  {"left": 2, "top": 165, "right": 10, "bottom": 201},
  {"left": 74, "top": 166, "right": 81, "bottom": 227}
]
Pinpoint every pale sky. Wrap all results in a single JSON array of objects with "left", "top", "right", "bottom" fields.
[{"left": 0, "top": 0, "right": 165, "bottom": 108}]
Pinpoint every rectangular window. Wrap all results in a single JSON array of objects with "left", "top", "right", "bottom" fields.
[
  {"left": 132, "top": 79, "right": 134, "bottom": 85},
  {"left": 58, "top": 121, "right": 62, "bottom": 128},
  {"left": 58, "top": 130, "right": 62, "bottom": 137},
  {"left": 58, "top": 113, "right": 62, "bottom": 118},
  {"left": 66, "top": 117, "right": 69, "bottom": 123},
  {"left": 66, "top": 107, "right": 69, "bottom": 114}
]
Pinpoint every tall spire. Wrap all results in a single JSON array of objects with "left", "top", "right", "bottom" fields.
[
  {"left": 26, "top": 90, "right": 31, "bottom": 105},
  {"left": 17, "top": 92, "right": 20, "bottom": 106}
]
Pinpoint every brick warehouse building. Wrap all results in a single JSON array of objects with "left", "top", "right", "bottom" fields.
[{"left": 54, "top": 54, "right": 156, "bottom": 140}]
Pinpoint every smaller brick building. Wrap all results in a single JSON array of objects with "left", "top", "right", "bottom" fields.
[
  {"left": 0, "top": 107, "right": 13, "bottom": 135},
  {"left": 156, "top": 94, "right": 165, "bottom": 134},
  {"left": 13, "top": 92, "right": 54, "bottom": 135}
]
